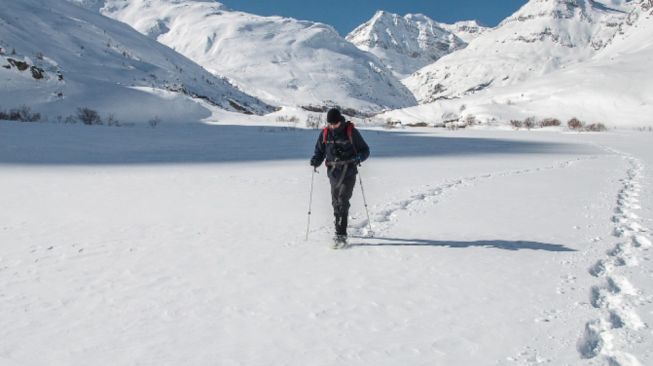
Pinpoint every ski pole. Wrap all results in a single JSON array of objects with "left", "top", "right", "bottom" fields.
[
  {"left": 358, "top": 170, "right": 374, "bottom": 237},
  {"left": 305, "top": 168, "right": 317, "bottom": 241}
]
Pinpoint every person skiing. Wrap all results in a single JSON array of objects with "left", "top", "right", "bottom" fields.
[{"left": 310, "top": 108, "right": 370, "bottom": 247}]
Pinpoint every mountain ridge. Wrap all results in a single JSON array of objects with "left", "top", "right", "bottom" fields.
[
  {"left": 379, "top": 0, "right": 653, "bottom": 127},
  {"left": 91, "top": 0, "right": 417, "bottom": 114},
  {"left": 403, "top": 0, "right": 635, "bottom": 103}
]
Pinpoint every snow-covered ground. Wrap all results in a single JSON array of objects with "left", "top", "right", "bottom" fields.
[{"left": 1, "top": 121, "right": 651, "bottom": 365}]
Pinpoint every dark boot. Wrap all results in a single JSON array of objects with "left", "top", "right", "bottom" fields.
[{"left": 332, "top": 234, "right": 347, "bottom": 249}]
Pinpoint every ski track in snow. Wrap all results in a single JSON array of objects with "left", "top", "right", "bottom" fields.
[
  {"left": 578, "top": 148, "right": 650, "bottom": 366},
  {"left": 346, "top": 156, "right": 597, "bottom": 238}
]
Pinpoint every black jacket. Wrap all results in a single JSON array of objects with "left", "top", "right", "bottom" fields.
[{"left": 312, "top": 122, "right": 370, "bottom": 180}]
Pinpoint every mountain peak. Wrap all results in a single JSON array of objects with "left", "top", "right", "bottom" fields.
[{"left": 347, "top": 11, "right": 467, "bottom": 78}]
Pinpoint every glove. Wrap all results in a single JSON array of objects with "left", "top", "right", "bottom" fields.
[
  {"left": 310, "top": 157, "right": 321, "bottom": 167},
  {"left": 354, "top": 153, "right": 364, "bottom": 164}
]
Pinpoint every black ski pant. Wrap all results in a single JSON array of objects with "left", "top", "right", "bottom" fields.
[{"left": 330, "top": 173, "right": 356, "bottom": 236}]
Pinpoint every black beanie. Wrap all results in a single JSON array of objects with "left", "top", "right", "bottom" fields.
[{"left": 326, "top": 108, "right": 344, "bottom": 124}]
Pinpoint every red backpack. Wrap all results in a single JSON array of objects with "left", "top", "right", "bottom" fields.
[{"left": 322, "top": 122, "right": 355, "bottom": 147}]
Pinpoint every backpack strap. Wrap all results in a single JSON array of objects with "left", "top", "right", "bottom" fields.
[
  {"left": 347, "top": 122, "right": 357, "bottom": 155},
  {"left": 322, "top": 127, "right": 329, "bottom": 144}
]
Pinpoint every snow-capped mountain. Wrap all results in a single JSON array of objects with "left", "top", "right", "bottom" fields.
[
  {"left": 346, "top": 11, "right": 474, "bottom": 78},
  {"left": 0, "top": 0, "right": 274, "bottom": 123},
  {"left": 381, "top": 0, "right": 653, "bottom": 127},
  {"left": 404, "top": 0, "right": 635, "bottom": 104},
  {"left": 85, "top": 0, "right": 417, "bottom": 114}
]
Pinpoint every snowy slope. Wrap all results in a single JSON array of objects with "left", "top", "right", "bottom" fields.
[
  {"left": 346, "top": 11, "right": 469, "bottom": 78},
  {"left": 381, "top": 0, "right": 653, "bottom": 128},
  {"left": 0, "top": 0, "right": 275, "bottom": 123},
  {"left": 87, "top": 0, "right": 417, "bottom": 114},
  {"left": 404, "top": 0, "right": 634, "bottom": 103},
  {"left": 439, "top": 20, "right": 489, "bottom": 43}
]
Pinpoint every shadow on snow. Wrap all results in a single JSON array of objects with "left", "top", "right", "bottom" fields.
[
  {"left": 0, "top": 123, "right": 598, "bottom": 165},
  {"left": 348, "top": 236, "right": 576, "bottom": 252}
]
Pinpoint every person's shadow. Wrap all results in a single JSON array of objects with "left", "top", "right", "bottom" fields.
[{"left": 348, "top": 236, "right": 576, "bottom": 252}]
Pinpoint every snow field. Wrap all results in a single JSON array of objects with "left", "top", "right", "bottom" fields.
[{"left": 1, "top": 123, "right": 652, "bottom": 365}]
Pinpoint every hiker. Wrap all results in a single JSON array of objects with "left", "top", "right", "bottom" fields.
[{"left": 310, "top": 108, "right": 370, "bottom": 246}]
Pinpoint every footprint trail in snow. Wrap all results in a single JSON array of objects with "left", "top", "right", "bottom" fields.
[{"left": 579, "top": 150, "right": 650, "bottom": 366}]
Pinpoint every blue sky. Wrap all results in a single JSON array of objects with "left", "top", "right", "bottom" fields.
[{"left": 219, "top": 0, "right": 528, "bottom": 36}]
